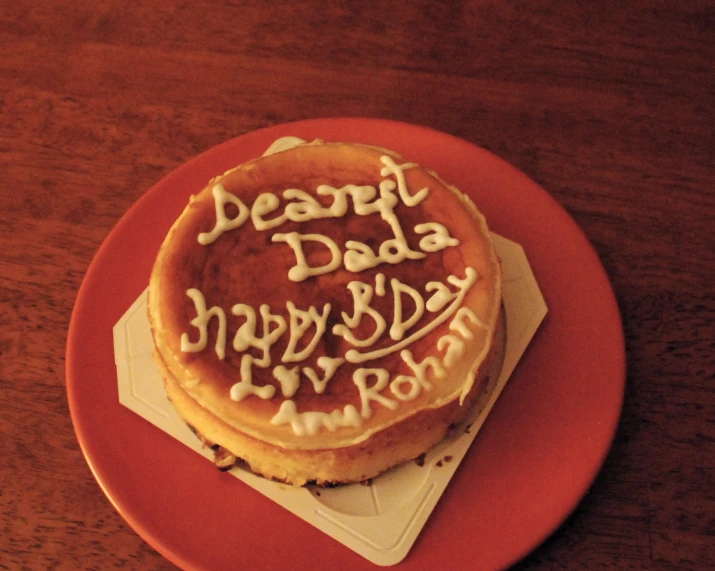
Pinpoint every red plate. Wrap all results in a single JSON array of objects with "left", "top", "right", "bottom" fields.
[{"left": 66, "top": 118, "right": 625, "bottom": 570}]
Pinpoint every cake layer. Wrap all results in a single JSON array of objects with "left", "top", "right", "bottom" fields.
[{"left": 148, "top": 140, "right": 502, "bottom": 470}]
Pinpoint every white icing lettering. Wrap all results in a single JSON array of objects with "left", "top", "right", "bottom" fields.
[
  {"left": 348, "top": 184, "right": 383, "bottom": 215},
  {"left": 343, "top": 240, "right": 381, "bottom": 272},
  {"left": 389, "top": 350, "right": 444, "bottom": 401},
  {"left": 302, "top": 356, "right": 345, "bottom": 394},
  {"left": 180, "top": 289, "right": 227, "bottom": 360},
  {"left": 436, "top": 334, "right": 466, "bottom": 368},
  {"left": 425, "top": 281, "right": 456, "bottom": 313},
  {"left": 283, "top": 188, "right": 333, "bottom": 222},
  {"left": 389, "top": 278, "right": 425, "bottom": 341},
  {"left": 198, "top": 184, "right": 249, "bottom": 245},
  {"left": 345, "top": 267, "right": 478, "bottom": 363},
  {"left": 414, "top": 222, "right": 460, "bottom": 252},
  {"left": 229, "top": 355, "right": 276, "bottom": 401},
  {"left": 343, "top": 209, "right": 425, "bottom": 272},
  {"left": 353, "top": 368, "right": 398, "bottom": 418},
  {"left": 187, "top": 148, "right": 496, "bottom": 437},
  {"left": 270, "top": 400, "right": 363, "bottom": 436},
  {"left": 450, "top": 307, "right": 487, "bottom": 338},
  {"left": 231, "top": 303, "right": 287, "bottom": 367},
  {"left": 379, "top": 155, "right": 429, "bottom": 207},
  {"left": 378, "top": 234, "right": 425, "bottom": 265},
  {"left": 272, "top": 232, "right": 342, "bottom": 282},
  {"left": 375, "top": 273, "right": 386, "bottom": 296},
  {"left": 315, "top": 184, "right": 351, "bottom": 217},
  {"left": 402, "top": 349, "right": 446, "bottom": 381},
  {"left": 251, "top": 193, "right": 285, "bottom": 231},
  {"left": 198, "top": 156, "right": 448, "bottom": 254},
  {"left": 389, "top": 374, "right": 422, "bottom": 401},
  {"left": 282, "top": 302, "right": 331, "bottom": 363},
  {"left": 332, "top": 281, "right": 386, "bottom": 347},
  {"left": 273, "top": 365, "right": 300, "bottom": 398}
]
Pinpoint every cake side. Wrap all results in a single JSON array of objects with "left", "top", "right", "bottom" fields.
[{"left": 147, "top": 140, "right": 502, "bottom": 484}]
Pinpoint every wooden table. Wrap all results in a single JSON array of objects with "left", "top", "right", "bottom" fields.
[{"left": 2, "top": 1, "right": 713, "bottom": 569}]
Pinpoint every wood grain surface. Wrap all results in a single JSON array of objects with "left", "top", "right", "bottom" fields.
[{"left": 1, "top": 1, "right": 713, "bottom": 569}]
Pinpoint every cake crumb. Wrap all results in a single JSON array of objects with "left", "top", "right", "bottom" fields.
[
  {"left": 436, "top": 460, "right": 443, "bottom": 467},
  {"left": 415, "top": 453, "right": 427, "bottom": 467},
  {"left": 212, "top": 446, "right": 237, "bottom": 471},
  {"left": 444, "top": 455, "right": 453, "bottom": 463},
  {"left": 360, "top": 478, "right": 373, "bottom": 486}
]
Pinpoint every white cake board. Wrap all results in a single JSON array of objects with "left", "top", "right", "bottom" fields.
[{"left": 113, "top": 234, "right": 546, "bottom": 566}]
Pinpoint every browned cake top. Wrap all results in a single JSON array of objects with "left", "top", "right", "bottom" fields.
[{"left": 149, "top": 141, "right": 501, "bottom": 450}]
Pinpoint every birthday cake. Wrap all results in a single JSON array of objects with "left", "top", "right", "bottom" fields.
[{"left": 147, "top": 138, "right": 503, "bottom": 486}]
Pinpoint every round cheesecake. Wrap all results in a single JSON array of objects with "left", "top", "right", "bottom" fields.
[{"left": 148, "top": 139, "right": 502, "bottom": 486}]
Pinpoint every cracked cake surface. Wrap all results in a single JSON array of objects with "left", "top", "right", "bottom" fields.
[{"left": 148, "top": 139, "right": 502, "bottom": 485}]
